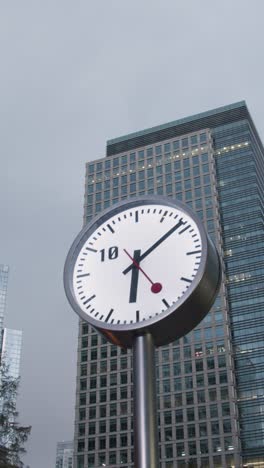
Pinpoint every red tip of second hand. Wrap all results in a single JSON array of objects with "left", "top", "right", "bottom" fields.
[{"left": 151, "top": 283, "right": 162, "bottom": 294}]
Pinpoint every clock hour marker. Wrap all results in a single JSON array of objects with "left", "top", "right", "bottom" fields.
[
  {"left": 86, "top": 247, "right": 97, "bottom": 253},
  {"left": 105, "top": 309, "right": 114, "bottom": 323},
  {"left": 186, "top": 250, "right": 202, "bottom": 256},
  {"left": 83, "top": 294, "right": 96, "bottom": 305},
  {"left": 107, "top": 224, "right": 115, "bottom": 233},
  {"left": 135, "top": 210, "right": 139, "bottom": 222},
  {"left": 77, "top": 273, "right": 90, "bottom": 278},
  {"left": 162, "top": 299, "right": 170, "bottom": 308},
  {"left": 136, "top": 310, "right": 140, "bottom": 322},
  {"left": 181, "top": 277, "right": 192, "bottom": 283}
]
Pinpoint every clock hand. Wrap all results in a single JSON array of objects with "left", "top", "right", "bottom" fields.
[
  {"left": 123, "top": 249, "right": 162, "bottom": 294},
  {"left": 127, "top": 249, "right": 141, "bottom": 303},
  {"left": 123, "top": 218, "right": 185, "bottom": 275}
]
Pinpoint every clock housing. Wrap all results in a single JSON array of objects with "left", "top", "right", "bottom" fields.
[{"left": 64, "top": 196, "right": 221, "bottom": 347}]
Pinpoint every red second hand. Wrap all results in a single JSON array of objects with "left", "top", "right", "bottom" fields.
[{"left": 123, "top": 249, "right": 162, "bottom": 294}]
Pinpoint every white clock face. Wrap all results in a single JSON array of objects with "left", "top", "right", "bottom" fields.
[{"left": 72, "top": 203, "right": 202, "bottom": 325}]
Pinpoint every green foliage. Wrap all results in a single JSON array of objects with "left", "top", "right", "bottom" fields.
[{"left": 0, "top": 362, "right": 31, "bottom": 468}]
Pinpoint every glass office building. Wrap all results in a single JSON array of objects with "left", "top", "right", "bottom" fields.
[
  {"left": 56, "top": 441, "right": 74, "bottom": 468},
  {"left": 1, "top": 328, "right": 22, "bottom": 380},
  {"left": 0, "top": 264, "right": 9, "bottom": 341},
  {"left": 74, "top": 102, "right": 264, "bottom": 468}
]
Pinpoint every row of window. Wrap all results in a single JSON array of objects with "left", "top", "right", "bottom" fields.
[
  {"left": 88, "top": 135, "right": 209, "bottom": 174},
  {"left": 77, "top": 453, "right": 235, "bottom": 468},
  {"left": 79, "top": 383, "right": 230, "bottom": 407},
  {"left": 88, "top": 152, "right": 210, "bottom": 186},
  {"left": 80, "top": 341, "right": 227, "bottom": 378},
  {"left": 87, "top": 159, "right": 211, "bottom": 190},
  {"left": 79, "top": 401, "right": 230, "bottom": 426},
  {"left": 87, "top": 180, "right": 212, "bottom": 205}
]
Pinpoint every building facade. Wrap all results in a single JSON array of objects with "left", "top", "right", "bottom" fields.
[
  {"left": 0, "top": 265, "right": 9, "bottom": 342},
  {"left": 74, "top": 102, "right": 264, "bottom": 467},
  {"left": 0, "top": 265, "right": 22, "bottom": 379},
  {"left": 1, "top": 328, "right": 22, "bottom": 380},
  {"left": 56, "top": 441, "right": 74, "bottom": 468}
]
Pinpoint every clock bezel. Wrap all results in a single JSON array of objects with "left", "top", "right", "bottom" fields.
[{"left": 64, "top": 196, "right": 221, "bottom": 347}]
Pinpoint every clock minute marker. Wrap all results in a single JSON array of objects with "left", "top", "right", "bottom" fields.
[
  {"left": 83, "top": 294, "right": 96, "bottom": 305},
  {"left": 105, "top": 309, "right": 114, "bottom": 323}
]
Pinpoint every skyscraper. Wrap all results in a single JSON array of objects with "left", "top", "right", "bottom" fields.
[
  {"left": 0, "top": 265, "right": 9, "bottom": 341},
  {"left": 0, "top": 265, "right": 22, "bottom": 402},
  {"left": 74, "top": 101, "right": 264, "bottom": 468},
  {"left": 56, "top": 441, "right": 74, "bottom": 468}
]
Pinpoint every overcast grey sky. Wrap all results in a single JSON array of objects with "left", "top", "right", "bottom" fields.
[{"left": 1, "top": 2, "right": 264, "bottom": 467}]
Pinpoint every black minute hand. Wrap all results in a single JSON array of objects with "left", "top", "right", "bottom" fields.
[{"left": 122, "top": 218, "right": 185, "bottom": 275}]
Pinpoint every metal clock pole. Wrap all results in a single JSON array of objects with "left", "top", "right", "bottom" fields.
[{"left": 133, "top": 333, "right": 159, "bottom": 468}]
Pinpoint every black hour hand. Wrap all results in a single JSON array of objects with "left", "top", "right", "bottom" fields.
[{"left": 128, "top": 250, "right": 141, "bottom": 303}]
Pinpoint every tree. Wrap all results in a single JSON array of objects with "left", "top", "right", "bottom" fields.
[{"left": 0, "top": 361, "right": 31, "bottom": 468}]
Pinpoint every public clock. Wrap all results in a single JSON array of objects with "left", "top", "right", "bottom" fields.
[{"left": 64, "top": 196, "right": 221, "bottom": 347}]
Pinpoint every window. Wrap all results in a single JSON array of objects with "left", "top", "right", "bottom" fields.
[
  {"left": 175, "top": 409, "right": 183, "bottom": 423},
  {"left": 209, "top": 389, "right": 217, "bottom": 402},
  {"left": 109, "top": 436, "right": 116, "bottom": 448},
  {"left": 198, "top": 406, "right": 206, "bottom": 420},
  {"left": 147, "top": 147, "right": 153, "bottom": 156},
  {"left": 208, "top": 373, "right": 216, "bottom": 386},
  {"left": 187, "top": 408, "right": 195, "bottom": 421},
  {"left": 199, "top": 422, "right": 207, "bottom": 436},
  {"left": 196, "top": 374, "right": 204, "bottom": 387},
  {"left": 188, "top": 425, "right": 196, "bottom": 438},
  {"left": 121, "top": 434, "right": 128, "bottom": 447},
  {"left": 100, "top": 390, "right": 106, "bottom": 402},
  {"left": 89, "top": 407, "right": 96, "bottom": 419},
  {"left": 176, "top": 427, "right": 184, "bottom": 439},
  {"left": 164, "top": 411, "right": 172, "bottom": 425},
  {"left": 109, "top": 452, "right": 116, "bottom": 464},
  {"left": 222, "top": 402, "right": 230, "bottom": 416},
  {"left": 120, "top": 418, "right": 127, "bottom": 431},
  {"left": 110, "top": 404, "right": 117, "bottom": 417},
  {"left": 185, "top": 376, "right": 193, "bottom": 389},
  {"left": 210, "top": 404, "right": 218, "bottom": 418},
  {"left": 88, "top": 439, "right": 95, "bottom": 451},
  {"left": 110, "top": 419, "right": 116, "bottom": 432},
  {"left": 184, "top": 361, "right": 192, "bottom": 373},
  {"left": 174, "top": 378, "right": 182, "bottom": 391},
  {"left": 165, "top": 445, "right": 173, "bottom": 458}
]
